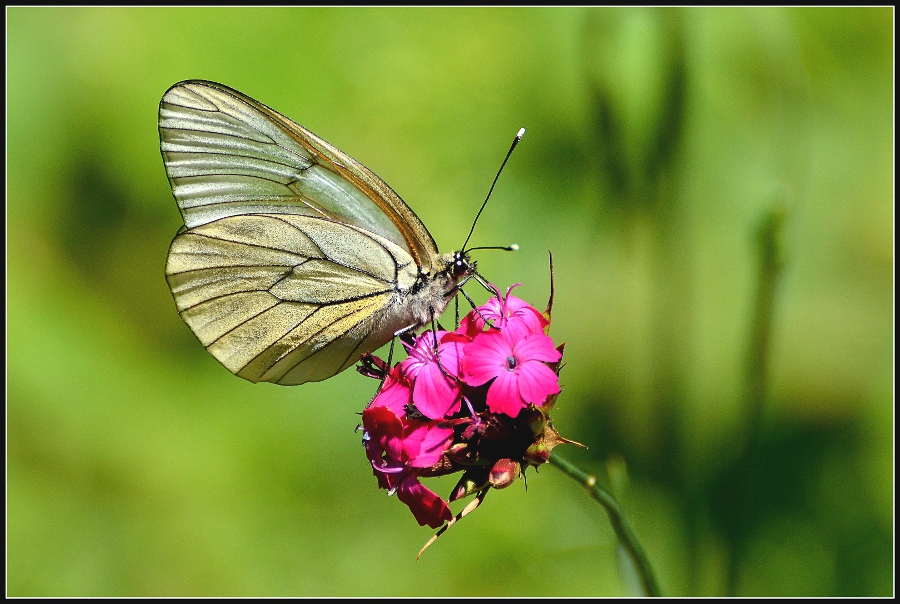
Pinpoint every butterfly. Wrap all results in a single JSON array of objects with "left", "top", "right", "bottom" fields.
[{"left": 160, "top": 80, "right": 478, "bottom": 386}]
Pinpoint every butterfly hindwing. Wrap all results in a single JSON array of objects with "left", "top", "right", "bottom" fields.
[{"left": 166, "top": 213, "right": 419, "bottom": 384}]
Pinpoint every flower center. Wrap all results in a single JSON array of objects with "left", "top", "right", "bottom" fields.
[{"left": 506, "top": 355, "right": 517, "bottom": 371}]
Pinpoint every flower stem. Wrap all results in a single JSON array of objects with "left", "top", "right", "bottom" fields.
[{"left": 548, "top": 452, "right": 661, "bottom": 597}]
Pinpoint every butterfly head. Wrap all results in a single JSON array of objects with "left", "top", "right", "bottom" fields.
[{"left": 451, "top": 250, "right": 474, "bottom": 280}]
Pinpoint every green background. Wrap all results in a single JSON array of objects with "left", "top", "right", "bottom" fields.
[{"left": 7, "top": 7, "right": 893, "bottom": 596}]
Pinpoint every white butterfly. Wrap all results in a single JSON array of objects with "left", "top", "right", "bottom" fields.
[{"left": 160, "top": 81, "right": 475, "bottom": 385}]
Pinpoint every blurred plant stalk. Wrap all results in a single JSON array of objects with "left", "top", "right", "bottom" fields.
[
  {"left": 581, "top": 8, "right": 689, "bottom": 590},
  {"left": 724, "top": 201, "right": 788, "bottom": 594},
  {"left": 581, "top": 7, "right": 807, "bottom": 595}
]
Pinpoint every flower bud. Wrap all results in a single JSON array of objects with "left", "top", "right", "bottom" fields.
[
  {"left": 489, "top": 458, "right": 521, "bottom": 490},
  {"left": 525, "top": 439, "right": 551, "bottom": 466},
  {"left": 450, "top": 467, "right": 490, "bottom": 502},
  {"left": 446, "top": 442, "right": 476, "bottom": 465},
  {"left": 528, "top": 422, "right": 588, "bottom": 468}
]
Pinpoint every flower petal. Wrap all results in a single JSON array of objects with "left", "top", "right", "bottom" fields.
[
  {"left": 361, "top": 406, "right": 405, "bottom": 476},
  {"left": 403, "top": 421, "right": 454, "bottom": 467},
  {"left": 370, "top": 368, "right": 412, "bottom": 416},
  {"left": 485, "top": 370, "right": 526, "bottom": 417},
  {"left": 463, "top": 330, "right": 511, "bottom": 386},
  {"left": 515, "top": 360, "right": 561, "bottom": 405},
  {"left": 503, "top": 300, "right": 548, "bottom": 340},
  {"left": 436, "top": 335, "right": 465, "bottom": 377},
  {"left": 397, "top": 475, "right": 453, "bottom": 528},
  {"left": 413, "top": 363, "right": 461, "bottom": 419},
  {"left": 401, "top": 330, "right": 448, "bottom": 377},
  {"left": 512, "top": 332, "right": 562, "bottom": 364}
]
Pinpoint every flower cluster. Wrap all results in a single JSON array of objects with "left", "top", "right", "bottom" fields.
[{"left": 360, "top": 284, "right": 577, "bottom": 529}]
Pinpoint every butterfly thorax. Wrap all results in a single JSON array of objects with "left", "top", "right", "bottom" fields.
[{"left": 392, "top": 250, "right": 473, "bottom": 330}]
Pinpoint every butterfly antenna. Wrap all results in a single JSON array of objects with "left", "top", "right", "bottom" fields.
[
  {"left": 461, "top": 128, "right": 526, "bottom": 252},
  {"left": 465, "top": 243, "right": 519, "bottom": 253}
]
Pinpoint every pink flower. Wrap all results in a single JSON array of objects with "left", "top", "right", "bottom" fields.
[
  {"left": 357, "top": 283, "right": 576, "bottom": 534},
  {"left": 462, "top": 284, "right": 549, "bottom": 341},
  {"left": 462, "top": 330, "right": 562, "bottom": 418},
  {"left": 399, "top": 331, "right": 465, "bottom": 419},
  {"left": 361, "top": 405, "right": 455, "bottom": 528}
]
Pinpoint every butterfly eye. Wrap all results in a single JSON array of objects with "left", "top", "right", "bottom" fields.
[{"left": 452, "top": 252, "right": 472, "bottom": 278}]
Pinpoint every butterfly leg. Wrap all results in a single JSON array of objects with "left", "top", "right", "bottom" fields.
[
  {"left": 454, "top": 286, "right": 500, "bottom": 331},
  {"left": 427, "top": 307, "right": 459, "bottom": 383},
  {"left": 359, "top": 323, "right": 419, "bottom": 415}
]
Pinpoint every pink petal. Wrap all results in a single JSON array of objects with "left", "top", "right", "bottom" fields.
[
  {"left": 370, "top": 370, "right": 412, "bottom": 417},
  {"left": 478, "top": 296, "right": 503, "bottom": 323},
  {"left": 457, "top": 311, "right": 482, "bottom": 339},
  {"left": 485, "top": 371, "right": 526, "bottom": 417},
  {"left": 504, "top": 299, "right": 548, "bottom": 339},
  {"left": 504, "top": 292, "right": 541, "bottom": 318},
  {"left": 397, "top": 476, "right": 453, "bottom": 528},
  {"left": 463, "top": 330, "right": 511, "bottom": 386},
  {"left": 402, "top": 330, "right": 448, "bottom": 376},
  {"left": 362, "top": 406, "right": 404, "bottom": 465},
  {"left": 403, "top": 421, "right": 454, "bottom": 467},
  {"left": 499, "top": 316, "right": 535, "bottom": 342},
  {"left": 413, "top": 363, "right": 461, "bottom": 419},
  {"left": 436, "top": 335, "right": 465, "bottom": 377},
  {"left": 515, "top": 361, "right": 560, "bottom": 405},
  {"left": 513, "top": 332, "right": 562, "bottom": 364}
]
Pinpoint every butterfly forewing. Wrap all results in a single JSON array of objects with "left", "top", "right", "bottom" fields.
[
  {"left": 160, "top": 81, "right": 450, "bottom": 385},
  {"left": 159, "top": 81, "right": 438, "bottom": 269}
]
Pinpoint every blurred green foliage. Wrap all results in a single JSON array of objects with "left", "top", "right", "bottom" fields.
[{"left": 7, "top": 7, "right": 893, "bottom": 596}]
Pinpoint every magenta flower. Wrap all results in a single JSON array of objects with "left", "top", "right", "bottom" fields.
[
  {"left": 463, "top": 330, "right": 562, "bottom": 418},
  {"left": 362, "top": 407, "right": 455, "bottom": 477},
  {"left": 362, "top": 404, "right": 455, "bottom": 528},
  {"left": 463, "top": 283, "right": 549, "bottom": 341},
  {"left": 399, "top": 330, "right": 465, "bottom": 419},
  {"left": 358, "top": 283, "right": 579, "bottom": 538}
]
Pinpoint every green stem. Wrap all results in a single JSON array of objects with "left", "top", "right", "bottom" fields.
[
  {"left": 745, "top": 204, "right": 786, "bottom": 444},
  {"left": 725, "top": 202, "right": 788, "bottom": 594},
  {"left": 549, "top": 452, "right": 661, "bottom": 597}
]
